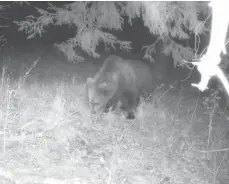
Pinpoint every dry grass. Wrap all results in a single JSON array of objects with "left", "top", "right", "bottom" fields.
[{"left": 0, "top": 52, "right": 229, "bottom": 184}]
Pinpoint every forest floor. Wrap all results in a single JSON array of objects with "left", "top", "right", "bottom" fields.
[{"left": 0, "top": 44, "right": 229, "bottom": 184}]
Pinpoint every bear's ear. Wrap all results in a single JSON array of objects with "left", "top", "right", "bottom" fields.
[
  {"left": 112, "top": 73, "right": 119, "bottom": 82},
  {"left": 86, "top": 78, "right": 94, "bottom": 86}
]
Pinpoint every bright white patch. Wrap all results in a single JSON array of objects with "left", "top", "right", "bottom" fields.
[
  {"left": 87, "top": 88, "right": 92, "bottom": 102},
  {"left": 191, "top": 0, "right": 229, "bottom": 96}
]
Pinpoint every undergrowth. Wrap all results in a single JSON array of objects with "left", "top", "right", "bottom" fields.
[{"left": 0, "top": 59, "right": 229, "bottom": 184}]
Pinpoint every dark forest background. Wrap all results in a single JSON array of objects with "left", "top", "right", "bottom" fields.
[{"left": 0, "top": 2, "right": 229, "bottom": 184}]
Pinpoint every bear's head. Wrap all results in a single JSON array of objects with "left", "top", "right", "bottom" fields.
[{"left": 86, "top": 77, "right": 117, "bottom": 114}]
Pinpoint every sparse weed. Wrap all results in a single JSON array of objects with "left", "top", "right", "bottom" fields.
[
  {"left": 203, "top": 88, "right": 222, "bottom": 115},
  {"left": 0, "top": 56, "right": 228, "bottom": 184}
]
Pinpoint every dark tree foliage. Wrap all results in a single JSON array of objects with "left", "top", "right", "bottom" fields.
[{"left": 15, "top": 1, "right": 210, "bottom": 65}]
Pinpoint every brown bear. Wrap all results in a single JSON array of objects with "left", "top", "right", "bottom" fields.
[{"left": 86, "top": 55, "right": 157, "bottom": 119}]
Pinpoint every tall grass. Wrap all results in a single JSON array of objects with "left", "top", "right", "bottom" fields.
[{"left": 0, "top": 58, "right": 228, "bottom": 184}]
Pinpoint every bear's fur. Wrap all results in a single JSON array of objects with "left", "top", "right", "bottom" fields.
[{"left": 86, "top": 55, "right": 157, "bottom": 119}]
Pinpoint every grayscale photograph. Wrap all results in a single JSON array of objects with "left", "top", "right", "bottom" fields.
[{"left": 0, "top": 1, "right": 229, "bottom": 184}]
